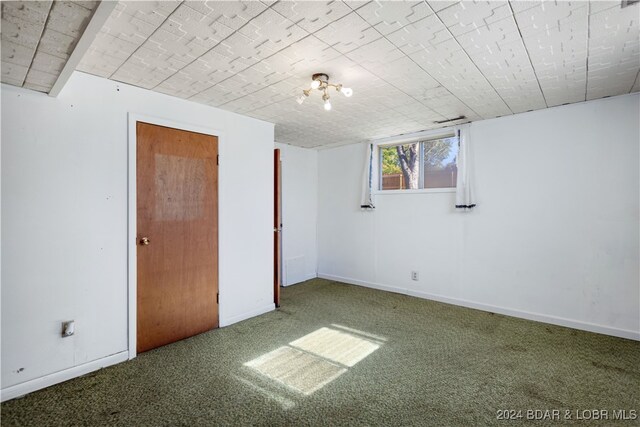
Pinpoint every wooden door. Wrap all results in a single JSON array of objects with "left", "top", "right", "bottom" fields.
[
  {"left": 274, "top": 149, "right": 282, "bottom": 307},
  {"left": 137, "top": 122, "right": 218, "bottom": 353}
]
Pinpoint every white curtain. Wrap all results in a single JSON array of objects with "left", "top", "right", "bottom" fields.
[
  {"left": 360, "top": 142, "right": 375, "bottom": 209},
  {"left": 455, "top": 125, "right": 476, "bottom": 210}
]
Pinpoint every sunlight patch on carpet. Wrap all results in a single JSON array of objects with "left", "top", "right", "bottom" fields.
[
  {"left": 290, "top": 327, "right": 381, "bottom": 367},
  {"left": 243, "top": 326, "right": 384, "bottom": 396},
  {"left": 244, "top": 346, "right": 346, "bottom": 395},
  {"left": 330, "top": 324, "right": 388, "bottom": 342},
  {"left": 233, "top": 375, "right": 297, "bottom": 409}
]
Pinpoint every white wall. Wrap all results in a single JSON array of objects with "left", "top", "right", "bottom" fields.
[
  {"left": 318, "top": 94, "right": 640, "bottom": 340},
  {"left": 275, "top": 142, "right": 318, "bottom": 286},
  {"left": 1, "top": 72, "right": 275, "bottom": 397}
]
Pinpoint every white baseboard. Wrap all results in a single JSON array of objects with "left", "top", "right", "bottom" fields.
[
  {"left": 318, "top": 273, "right": 640, "bottom": 341},
  {"left": 1, "top": 351, "right": 129, "bottom": 402},
  {"left": 220, "top": 303, "right": 275, "bottom": 327},
  {"left": 283, "top": 272, "right": 317, "bottom": 287}
]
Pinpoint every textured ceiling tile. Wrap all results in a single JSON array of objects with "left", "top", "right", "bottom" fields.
[
  {"left": 265, "top": 93, "right": 368, "bottom": 145},
  {"left": 155, "top": 58, "right": 233, "bottom": 99},
  {"left": 587, "top": 59, "right": 638, "bottom": 100},
  {"left": 353, "top": 0, "right": 433, "bottom": 35},
  {"left": 349, "top": 80, "right": 406, "bottom": 110},
  {"left": 517, "top": 2, "right": 589, "bottom": 107},
  {"left": 436, "top": 0, "right": 512, "bottom": 37},
  {"left": 589, "top": 1, "right": 621, "bottom": 14},
  {"left": 427, "top": 1, "right": 460, "bottom": 12},
  {"left": 365, "top": 55, "right": 440, "bottom": 92},
  {"left": 218, "top": 71, "right": 264, "bottom": 99},
  {"left": 227, "top": 88, "right": 291, "bottom": 116},
  {"left": 37, "top": 28, "right": 76, "bottom": 59},
  {"left": 312, "top": 55, "right": 371, "bottom": 85},
  {"left": 145, "top": 28, "right": 209, "bottom": 63},
  {"left": 515, "top": 1, "right": 587, "bottom": 38},
  {"left": 453, "top": 15, "right": 546, "bottom": 112},
  {"left": 30, "top": 50, "right": 66, "bottom": 74},
  {"left": 200, "top": 11, "right": 306, "bottom": 76},
  {"left": 157, "top": 77, "right": 216, "bottom": 101},
  {"left": 17, "top": 0, "right": 99, "bottom": 88},
  {"left": 385, "top": 13, "right": 453, "bottom": 55},
  {"left": 72, "top": 1, "right": 99, "bottom": 10},
  {"left": 251, "top": 83, "right": 294, "bottom": 105},
  {"left": 24, "top": 67, "right": 57, "bottom": 91},
  {"left": 111, "top": 60, "right": 162, "bottom": 89},
  {"left": 116, "top": 1, "right": 180, "bottom": 27},
  {"left": 454, "top": 14, "right": 521, "bottom": 57},
  {"left": 1, "top": 39, "right": 34, "bottom": 66},
  {"left": 405, "top": 40, "right": 512, "bottom": 118},
  {"left": 0, "top": 0, "right": 51, "bottom": 74},
  {"left": 345, "top": 38, "right": 405, "bottom": 70},
  {"left": 173, "top": 49, "right": 237, "bottom": 87},
  {"left": 394, "top": 100, "right": 447, "bottom": 125},
  {"left": 185, "top": 0, "right": 268, "bottom": 31},
  {"left": 191, "top": 83, "right": 245, "bottom": 106},
  {"left": 417, "top": 86, "right": 481, "bottom": 120},
  {"left": 238, "top": 8, "right": 308, "bottom": 52},
  {"left": 260, "top": 36, "right": 342, "bottom": 77},
  {"left": 267, "top": 78, "right": 310, "bottom": 106},
  {"left": 1, "top": 1, "right": 51, "bottom": 24},
  {"left": 247, "top": 100, "right": 290, "bottom": 121},
  {"left": 214, "top": 31, "right": 273, "bottom": 70},
  {"left": 314, "top": 12, "right": 382, "bottom": 54},
  {"left": 272, "top": 0, "right": 352, "bottom": 33},
  {"left": 586, "top": 3, "right": 640, "bottom": 100},
  {"left": 1, "top": 60, "right": 28, "bottom": 85},
  {"left": 1, "top": 10, "right": 48, "bottom": 50},
  {"left": 82, "top": 32, "right": 138, "bottom": 63},
  {"left": 220, "top": 90, "right": 283, "bottom": 114},
  {"left": 46, "top": 1, "right": 93, "bottom": 38},
  {"left": 58, "top": 0, "right": 640, "bottom": 147},
  {"left": 128, "top": 46, "right": 187, "bottom": 71},
  {"left": 368, "top": 119, "right": 426, "bottom": 140},
  {"left": 508, "top": 1, "right": 539, "bottom": 14},
  {"left": 20, "top": 81, "right": 50, "bottom": 92},
  {"left": 76, "top": 2, "right": 167, "bottom": 80},
  {"left": 241, "top": 62, "right": 292, "bottom": 87},
  {"left": 102, "top": 6, "right": 159, "bottom": 46},
  {"left": 77, "top": 49, "right": 121, "bottom": 77},
  {"left": 154, "top": 80, "right": 191, "bottom": 99},
  {"left": 159, "top": 4, "right": 235, "bottom": 50},
  {"left": 112, "top": 46, "right": 187, "bottom": 90},
  {"left": 344, "top": 1, "right": 372, "bottom": 11}
]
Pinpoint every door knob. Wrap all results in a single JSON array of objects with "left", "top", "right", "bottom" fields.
[{"left": 140, "top": 237, "right": 150, "bottom": 246}]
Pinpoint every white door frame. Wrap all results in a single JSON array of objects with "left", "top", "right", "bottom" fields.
[{"left": 127, "top": 113, "right": 224, "bottom": 360}]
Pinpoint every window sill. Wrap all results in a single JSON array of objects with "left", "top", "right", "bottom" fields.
[{"left": 374, "top": 188, "right": 456, "bottom": 195}]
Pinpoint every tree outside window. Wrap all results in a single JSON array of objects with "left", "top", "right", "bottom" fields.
[{"left": 380, "top": 137, "right": 458, "bottom": 191}]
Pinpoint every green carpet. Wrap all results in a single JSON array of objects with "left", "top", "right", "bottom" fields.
[{"left": 2, "top": 279, "right": 639, "bottom": 426}]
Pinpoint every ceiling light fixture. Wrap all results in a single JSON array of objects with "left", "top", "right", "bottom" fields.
[{"left": 296, "top": 73, "right": 352, "bottom": 110}]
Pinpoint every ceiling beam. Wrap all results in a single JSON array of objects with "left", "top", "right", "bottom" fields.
[{"left": 48, "top": 0, "right": 117, "bottom": 98}]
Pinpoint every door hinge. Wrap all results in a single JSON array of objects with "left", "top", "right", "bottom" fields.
[
  {"left": 216, "top": 293, "right": 219, "bottom": 304},
  {"left": 217, "top": 155, "right": 219, "bottom": 165}
]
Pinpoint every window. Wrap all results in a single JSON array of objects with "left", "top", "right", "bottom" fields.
[{"left": 379, "top": 135, "right": 458, "bottom": 191}]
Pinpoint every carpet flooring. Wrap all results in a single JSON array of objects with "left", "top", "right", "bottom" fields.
[{"left": 2, "top": 279, "right": 639, "bottom": 426}]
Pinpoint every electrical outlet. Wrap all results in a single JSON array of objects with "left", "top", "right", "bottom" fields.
[
  {"left": 62, "top": 320, "right": 75, "bottom": 337},
  {"left": 411, "top": 271, "right": 419, "bottom": 281}
]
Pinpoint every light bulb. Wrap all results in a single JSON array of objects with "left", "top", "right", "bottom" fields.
[
  {"left": 341, "top": 87, "right": 353, "bottom": 97},
  {"left": 296, "top": 95, "right": 306, "bottom": 105},
  {"left": 310, "top": 79, "right": 321, "bottom": 89},
  {"left": 324, "top": 99, "right": 332, "bottom": 111}
]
